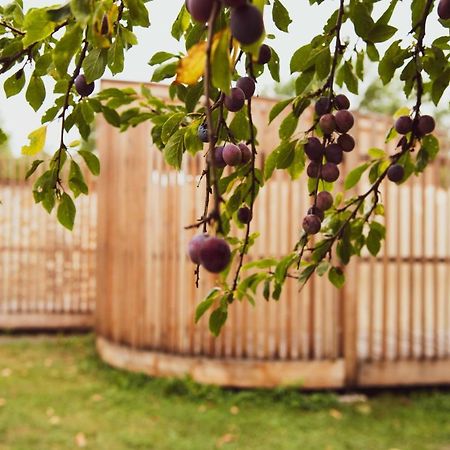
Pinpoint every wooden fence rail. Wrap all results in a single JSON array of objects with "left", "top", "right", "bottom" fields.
[
  {"left": 0, "top": 157, "right": 96, "bottom": 330},
  {"left": 95, "top": 81, "right": 450, "bottom": 389}
]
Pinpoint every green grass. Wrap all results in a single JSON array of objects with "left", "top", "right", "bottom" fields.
[{"left": 1, "top": 335, "right": 450, "bottom": 450}]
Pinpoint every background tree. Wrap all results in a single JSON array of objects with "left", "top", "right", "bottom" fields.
[{"left": 0, "top": 0, "right": 449, "bottom": 334}]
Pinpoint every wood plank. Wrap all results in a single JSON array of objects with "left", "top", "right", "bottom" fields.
[
  {"left": 0, "top": 313, "right": 94, "bottom": 330},
  {"left": 97, "top": 336, "right": 345, "bottom": 389}
]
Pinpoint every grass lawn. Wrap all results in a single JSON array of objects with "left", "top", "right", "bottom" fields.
[{"left": 1, "top": 335, "right": 450, "bottom": 450}]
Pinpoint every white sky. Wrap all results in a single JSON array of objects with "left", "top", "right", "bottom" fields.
[{"left": 0, "top": 0, "right": 447, "bottom": 154}]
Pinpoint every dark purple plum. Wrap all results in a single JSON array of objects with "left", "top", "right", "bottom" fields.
[
  {"left": 308, "top": 206, "right": 324, "bottom": 222},
  {"left": 198, "top": 123, "right": 209, "bottom": 143},
  {"left": 257, "top": 44, "right": 272, "bottom": 64},
  {"left": 335, "top": 110, "right": 354, "bottom": 133},
  {"left": 334, "top": 94, "right": 350, "bottom": 110},
  {"left": 395, "top": 116, "right": 413, "bottom": 135},
  {"left": 307, "top": 161, "right": 321, "bottom": 178},
  {"left": 199, "top": 237, "right": 231, "bottom": 273},
  {"left": 438, "top": 0, "right": 450, "bottom": 20},
  {"left": 315, "top": 97, "right": 332, "bottom": 116},
  {"left": 230, "top": 5, "right": 264, "bottom": 45},
  {"left": 304, "top": 137, "right": 324, "bottom": 162},
  {"left": 222, "top": 0, "right": 246, "bottom": 6},
  {"left": 238, "top": 143, "right": 252, "bottom": 163},
  {"left": 319, "top": 114, "right": 336, "bottom": 135},
  {"left": 237, "top": 206, "right": 252, "bottom": 224},
  {"left": 75, "top": 74, "right": 95, "bottom": 97},
  {"left": 417, "top": 115, "right": 435, "bottom": 136},
  {"left": 224, "top": 87, "right": 245, "bottom": 112},
  {"left": 321, "top": 162, "right": 340, "bottom": 182},
  {"left": 236, "top": 76, "right": 256, "bottom": 100},
  {"left": 222, "top": 143, "right": 242, "bottom": 166},
  {"left": 325, "top": 143, "right": 343, "bottom": 164},
  {"left": 186, "top": 0, "right": 216, "bottom": 23},
  {"left": 316, "top": 191, "right": 333, "bottom": 211},
  {"left": 214, "top": 146, "right": 227, "bottom": 169},
  {"left": 387, "top": 164, "right": 404, "bottom": 183},
  {"left": 188, "top": 234, "right": 209, "bottom": 264},
  {"left": 302, "top": 214, "right": 321, "bottom": 235},
  {"left": 337, "top": 133, "right": 355, "bottom": 152}
]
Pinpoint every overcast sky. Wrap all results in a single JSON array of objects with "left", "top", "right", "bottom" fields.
[{"left": 0, "top": 0, "right": 447, "bottom": 155}]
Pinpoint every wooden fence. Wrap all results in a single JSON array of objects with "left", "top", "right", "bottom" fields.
[
  {"left": 95, "top": 81, "right": 450, "bottom": 388},
  {"left": 0, "top": 157, "right": 96, "bottom": 330}
]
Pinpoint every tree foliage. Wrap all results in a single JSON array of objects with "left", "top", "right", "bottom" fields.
[{"left": 0, "top": 0, "right": 449, "bottom": 335}]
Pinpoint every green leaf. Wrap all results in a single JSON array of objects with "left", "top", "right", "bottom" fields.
[
  {"left": 350, "top": 2, "right": 374, "bottom": 40},
  {"left": 25, "top": 160, "right": 44, "bottom": 179},
  {"left": 57, "top": 193, "right": 76, "bottom": 230},
  {"left": 125, "top": 0, "right": 150, "bottom": 27},
  {"left": 163, "top": 128, "right": 186, "bottom": 170},
  {"left": 78, "top": 150, "right": 100, "bottom": 176},
  {"left": 367, "top": 23, "right": 397, "bottom": 43},
  {"left": 368, "top": 148, "right": 387, "bottom": 159},
  {"left": 108, "top": 34, "right": 125, "bottom": 74},
  {"left": 101, "top": 106, "right": 121, "bottom": 127},
  {"left": 290, "top": 44, "right": 311, "bottom": 73},
  {"left": 378, "top": 41, "right": 409, "bottom": 85},
  {"left": 340, "top": 61, "right": 359, "bottom": 94},
  {"left": 83, "top": 48, "right": 108, "bottom": 83},
  {"left": 212, "top": 29, "right": 231, "bottom": 94},
  {"left": 209, "top": 305, "right": 228, "bottom": 337},
  {"left": 149, "top": 52, "right": 176, "bottom": 66},
  {"left": 22, "top": 126, "right": 47, "bottom": 156},
  {"left": 22, "top": 8, "right": 55, "bottom": 47},
  {"left": 54, "top": 24, "right": 83, "bottom": 77},
  {"left": 151, "top": 62, "right": 178, "bottom": 82},
  {"left": 26, "top": 76, "right": 46, "bottom": 111},
  {"left": 161, "top": 113, "right": 185, "bottom": 144},
  {"left": 328, "top": 266, "right": 345, "bottom": 288},
  {"left": 315, "top": 48, "right": 331, "bottom": 80},
  {"left": 344, "top": 163, "right": 370, "bottom": 190},
  {"left": 4, "top": 69, "right": 25, "bottom": 98},
  {"left": 269, "top": 98, "right": 293, "bottom": 124},
  {"left": 69, "top": 160, "right": 88, "bottom": 197},
  {"left": 264, "top": 149, "right": 278, "bottom": 180},
  {"left": 276, "top": 140, "right": 296, "bottom": 169},
  {"left": 366, "top": 227, "right": 382, "bottom": 256},
  {"left": 242, "top": 258, "right": 278, "bottom": 270},
  {"left": 279, "top": 112, "right": 299, "bottom": 141},
  {"left": 421, "top": 135, "right": 439, "bottom": 160},
  {"left": 267, "top": 47, "right": 280, "bottom": 82},
  {"left": 272, "top": 0, "right": 291, "bottom": 32},
  {"left": 195, "top": 288, "right": 220, "bottom": 323}
]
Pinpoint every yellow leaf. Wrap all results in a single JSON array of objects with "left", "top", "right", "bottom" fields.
[
  {"left": 176, "top": 31, "right": 227, "bottom": 86},
  {"left": 22, "top": 126, "right": 47, "bottom": 156}
]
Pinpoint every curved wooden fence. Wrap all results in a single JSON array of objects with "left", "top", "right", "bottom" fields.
[{"left": 95, "top": 81, "right": 450, "bottom": 388}]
